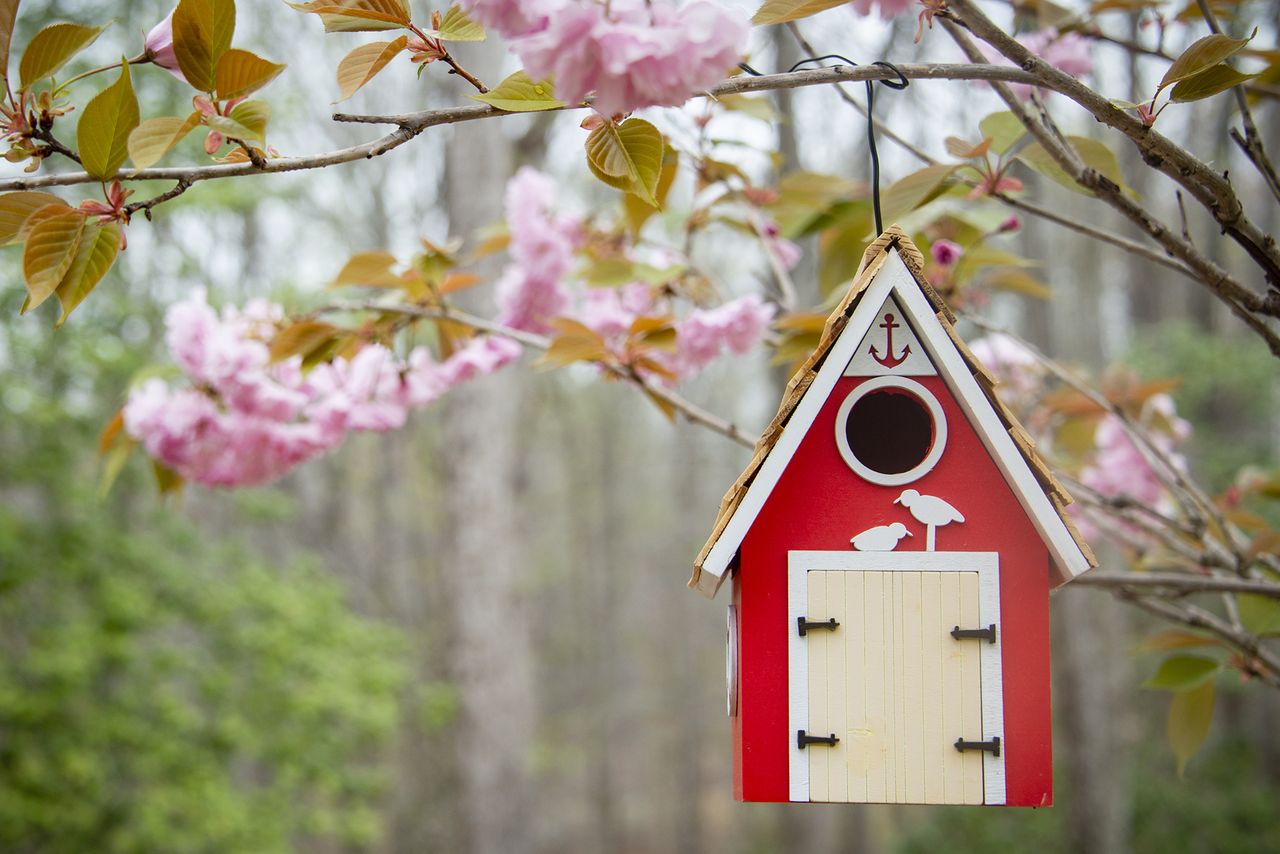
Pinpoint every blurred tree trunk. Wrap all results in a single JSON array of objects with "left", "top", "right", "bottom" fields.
[{"left": 439, "top": 41, "right": 537, "bottom": 854}]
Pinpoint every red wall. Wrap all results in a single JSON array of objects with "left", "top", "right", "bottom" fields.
[{"left": 733, "top": 374, "right": 1053, "bottom": 806}]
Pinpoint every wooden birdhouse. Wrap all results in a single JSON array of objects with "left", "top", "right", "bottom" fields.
[{"left": 692, "top": 227, "right": 1097, "bottom": 807}]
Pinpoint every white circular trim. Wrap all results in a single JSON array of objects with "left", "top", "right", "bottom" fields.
[
  {"left": 834, "top": 376, "right": 947, "bottom": 486},
  {"left": 726, "top": 604, "right": 739, "bottom": 718}
]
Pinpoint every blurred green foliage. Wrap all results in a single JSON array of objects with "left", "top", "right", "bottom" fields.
[{"left": 0, "top": 276, "right": 409, "bottom": 852}]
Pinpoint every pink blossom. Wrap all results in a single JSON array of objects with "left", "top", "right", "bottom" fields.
[
  {"left": 981, "top": 30, "right": 1093, "bottom": 99},
  {"left": 124, "top": 290, "right": 522, "bottom": 488},
  {"left": 144, "top": 11, "right": 187, "bottom": 83},
  {"left": 495, "top": 167, "right": 580, "bottom": 333},
  {"left": 459, "top": 0, "right": 559, "bottom": 38},
  {"left": 514, "top": 0, "right": 749, "bottom": 115},
  {"left": 673, "top": 295, "right": 775, "bottom": 377},
  {"left": 755, "top": 217, "right": 802, "bottom": 271},
  {"left": 577, "top": 283, "right": 655, "bottom": 338},
  {"left": 969, "top": 333, "right": 1043, "bottom": 406},
  {"left": 848, "top": 0, "right": 916, "bottom": 19},
  {"left": 931, "top": 239, "right": 963, "bottom": 268},
  {"left": 999, "top": 215, "right": 1021, "bottom": 233}
]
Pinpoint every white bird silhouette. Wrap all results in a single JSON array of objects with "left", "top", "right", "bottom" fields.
[
  {"left": 850, "top": 522, "right": 912, "bottom": 552},
  {"left": 894, "top": 489, "right": 965, "bottom": 551}
]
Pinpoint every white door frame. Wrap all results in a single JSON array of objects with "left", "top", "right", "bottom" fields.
[{"left": 787, "top": 550, "right": 1005, "bottom": 804}]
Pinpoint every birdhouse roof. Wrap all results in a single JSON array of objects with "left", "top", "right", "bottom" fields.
[{"left": 690, "top": 226, "right": 1097, "bottom": 598}]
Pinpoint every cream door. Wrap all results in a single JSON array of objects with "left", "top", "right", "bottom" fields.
[{"left": 803, "top": 569, "right": 987, "bottom": 804}]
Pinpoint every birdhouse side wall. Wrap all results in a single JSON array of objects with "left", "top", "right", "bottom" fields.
[{"left": 733, "top": 374, "right": 1054, "bottom": 806}]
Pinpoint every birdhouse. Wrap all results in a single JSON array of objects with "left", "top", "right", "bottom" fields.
[{"left": 692, "top": 227, "right": 1097, "bottom": 807}]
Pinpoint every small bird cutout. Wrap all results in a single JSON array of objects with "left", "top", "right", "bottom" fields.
[
  {"left": 851, "top": 522, "right": 912, "bottom": 552},
  {"left": 894, "top": 489, "right": 965, "bottom": 551}
]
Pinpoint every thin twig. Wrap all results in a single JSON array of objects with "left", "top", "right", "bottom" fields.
[
  {"left": 125, "top": 179, "right": 193, "bottom": 219},
  {"left": 1076, "top": 571, "right": 1280, "bottom": 599}
]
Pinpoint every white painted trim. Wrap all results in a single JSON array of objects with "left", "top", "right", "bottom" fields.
[
  {"left": 843, "top": 294, "right": 937, "bottom": 377},
  {"left": 787, "top": 550, "right": 1006, "bottom": 805},
  {"left": 833, "top": 376, "right": 948, "bottom": 486},
  {"left": 698, "top": 247, "right": 1092, "bottom": 592},
  {"left": 727, "top": 604, "right": 739, "bottom": 718}
]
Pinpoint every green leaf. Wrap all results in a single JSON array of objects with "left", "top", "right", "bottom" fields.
[
  {"left": 18, "top": 22, "right": 106, "bottom": 89},
  {"left": 1238, "top": 594, "right": 1280, "bottom": 636},
  {"left": 214, "top": 48, "right": 285, "bottom": 100},
  {"left": 289, "top": 0, "right": 411, "bottom": 32},
  {"left": 172, "top": 0, "right": 237, "bottom": 92},
  {"left": 0, "top": 192, "right": 69, "bottom": 243},
  {"left": 471, "top": 70, "right": 565, "bottom": 112},
  {"left": 945, "top": 136, "right": 992, "bottom": 160},
  {"left": 1143, "top": 653, "right": 1221, "bottom": 691},
  {"left": 21, "top": 209, "right": 85, "bottom": 313},
  {"left": 1017, "top": 136, "right": 1130, "bottom": 197},
  {"left": 426, "top": 5, "right": 485, "bottom": 41},
  {"left": 127, "top": 113, "right": 201, "bottom": 168},
  {"left": 624, "top": 145, "right": 679, "bottom": 236},
  {"left": 716, "top": 93, "right": 778, "bottom": 122},
  {"left": 228, "top": 100, "right": 269, "bottom": 141},
  {"left": 1159, "top": 30, "right": 1255, "bottom": 91},
  {"left": 205, "top": 112, "right": 261, "bottom": 143},
  {"left": 54, "top": 221, "right": 120, "bottom": 324},
  {"left": 332, "top": 250, "right": 402, "bottom": 287},
  {"left": 0, "top": 0, "right": 19, "bottom": 85},
  {"left": 984, "top": 267, "right": 1052, "bottom": 299},
  {"left": 334, "top": 37, "right": 406, "bottom": 102},
  {"left": 1169, "top": 63, "right": 1258, "bottom": 102},
  {"left": 585, "top": 118, "right": 664, "bottom": 206},
  {"left": 879, "top": 164, "right": 959, "bottom": 224},
  {"left": 1167, "top": 680, "right": 1214, "bottom": 776},
  {"left": 752, "top": 0, "right": 847, "bottom": 25},
  {"left": 76, "top": 61, "right": 139, "bottom": 181},
  {"left": 978, "top": 111, "right": 1026, "bottom": 156}
]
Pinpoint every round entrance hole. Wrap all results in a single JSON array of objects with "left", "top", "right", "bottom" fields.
[
  {"left": 833, "top": 376, "right": 948, "bottom": 486},
  {"left": 844, "top": 388, "right": 934, "bottom": 475}
]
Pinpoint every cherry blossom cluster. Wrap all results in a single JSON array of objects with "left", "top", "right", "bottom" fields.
[
  {"left": 495, "top": 167, "right": 777, "bottom": 379},
  {"left": 1078, "top": 394, "right": 1192, "bottom": 515},
  {"left": 123, "top": 291, "right": 520, "bottom": 487},
  {"left": 460, "top": 0, "right": 749, "bottom": 115}
]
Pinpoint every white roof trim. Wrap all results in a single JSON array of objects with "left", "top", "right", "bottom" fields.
[{"left": 697, "top": 248, "right": 1092, "bottom": 595}]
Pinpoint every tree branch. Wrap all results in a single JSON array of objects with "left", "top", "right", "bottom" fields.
[
  {"left": 0, "top": 65, "right": 1042, "bottom": 195},
  {"left": 1076, "top": 571, "right": 1280, "bottom": 599}
]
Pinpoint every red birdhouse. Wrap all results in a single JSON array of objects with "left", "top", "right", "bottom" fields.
[{"left": 692, "top": 227, "right": 1097, "bottom": 807}]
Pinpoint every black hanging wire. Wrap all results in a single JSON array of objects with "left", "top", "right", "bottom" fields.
[{"left": 738, "top": 56, "right": 909, "bottom": 236}]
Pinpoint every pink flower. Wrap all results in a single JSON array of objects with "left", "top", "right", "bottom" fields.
[
  {"left": 144, "top": 11, "right": 187, "bottom": 83},
  {"left": 969, "top": 333, "right": 1043, "bottom": 406},
  {"left": 459, "top": 0, "right": 559, "bottom": 38},
  {"left": 931, "top": 239, "right": 963, "bottom": 268},
  {"left": 673, "top": 294, "right": 775, "bottom": 377},
  {"left": 849, "top": 0, "right": 916, "bottom": 19},
  {"left": 515, "top": 0, "right": 749, "bottom": 115},
  {"left": 755, "top": 217, "right": 802, "bottom": 271},
  {"left": 577, "top": 283, "right": 655, "bottom": 339},
  {"left": 437, "top": 336, "right": 523, "bottom": 386},
  {"left": 495, "top": 168, "right": 580, "bottom": 332},
  {"left": 999, "top": 215, "right": 1021, "bottom": 233}
]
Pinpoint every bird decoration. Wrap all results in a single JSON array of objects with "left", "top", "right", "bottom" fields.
[
  {"left": 850, "top": 522, "right": 913, "bottom": 552},
  {"left": 893, "top": 489, "right": 965, "bottom": 551}
]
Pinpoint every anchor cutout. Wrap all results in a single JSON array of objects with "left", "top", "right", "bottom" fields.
[{"left": 869, "top": 313, "right": 910, "bottom": 368}]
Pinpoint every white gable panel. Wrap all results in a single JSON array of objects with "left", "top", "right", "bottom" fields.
[
  {"left": 844, "top": 294, "right": 936, "bottom": 377},
  {"left": 696, "top": 247, "right": 1092, "bottom": 597}
]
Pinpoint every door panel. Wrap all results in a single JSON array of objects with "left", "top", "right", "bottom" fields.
[{"left": 806, "top": 569, "right": 984, "bottom": 804}]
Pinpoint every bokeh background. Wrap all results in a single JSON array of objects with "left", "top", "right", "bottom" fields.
[{"left": 2, "top": 1, "right": 1279, "bottom": 852}]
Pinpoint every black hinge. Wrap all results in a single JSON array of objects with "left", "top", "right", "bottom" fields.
[
  {"left": 797, "top": 730, "right": 839, "bottom": 749},
  {"left": 797, "top": 617, "right": 839, "bottom": 637},
  {"left": 954, "top": 736, "right": 1001, "bottom": 756},
  {"left": 951, "top": 624, "right": 997, "bottom": 644}
]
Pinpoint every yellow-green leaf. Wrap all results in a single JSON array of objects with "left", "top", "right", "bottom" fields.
[
  {"left": 289, "top": 0, "right": 410, "bottom": 32},
  {"left": 624, "top": 145, "right": 679, "bottom": 235},
  {"left": 77, "top": 61, "right": 139, "bottom": 180},
  {"left": 269, "top": 320, "right": 339, "bottom": 362},
  {"left": 127, "top": 113, "right": 201, "bottom": 168},
  {"left": 538, "top": 326, "right": 609, "bottom": 368},
  {"left": 334, "top": 37, "right": 406, "bottom": 102},
  {"left": 18, "top": 22, "right": 106, "bottom": 89},
  {"left": 426, "top": 5, "right": 485, "bottom": 41},
  {"left": 1167, "top": 680, "right": 1214, "bottom": 776},
  {"left": 172, "top": 0, "right": 237, "bottom": 92},
  {"left": 1159, "top": 30, "right": 1255, "bottom": 91},
  {"left": 0, "top": 0, "right": 19, "bottom": 84},
  {"left": 716, "top": 93, "right": 778, "bottom": 122},
  {"left": 22, "top": 209, "right": 86, "bottom": 313},
  {"left": 205, "top": 112, "right": 260, "bottom": 142},
  {"left": 1239, "top": 594, "right": 1280, "bottom": 636},
  {"left": 585, "top": 117, "right": 664, "bottom": 207},
  {"left": 1018, "top": 136, "right": 1130, "bottom": 197},
  {"left": 1143, "top": 653, "right": 1220, "bottom": 691},
  {"left": 228, "top": 100, "right": 269, "bottom": 141},
  {"left": 214, "top": 48, "right": 285, "bottom": 100},
  {"left": 471, "top": 70, "right": 564, "bottom": 112},
  {"left": 1134, "top": 630, "right": 1219, "bottom": 653},
  {"left": 54, "top": 221, "right": 121, "bottom": 324},
  {"left": 879, "top": 164, "right": 959, "bottom": 224},
  {"left": 752, "top": 0, "right": 847, "bottom": 25},
  {"left": 984, "top": 267, "right": 1052, "bottom": 299},
  {"left": 1169, "top": 62, "right": 1258, "bottom": 102},
  {"left": 332, "top": 250, "right": 402, "bottom": 287},
  {"left": 0, "top": 192, "right": 69, "bottom": 243},
  {"left": 979, "top": 111, "right": 1026, "bottom": 155}
]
